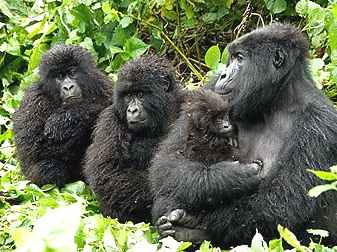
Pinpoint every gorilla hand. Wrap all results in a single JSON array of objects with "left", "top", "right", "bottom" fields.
[{"left": 157, "top": 209, "right": 210, "bottom": 242}]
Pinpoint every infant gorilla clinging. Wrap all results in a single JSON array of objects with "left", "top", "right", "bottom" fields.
[{"left": 150, "top": 89, "right": 263, "bottom": 242}]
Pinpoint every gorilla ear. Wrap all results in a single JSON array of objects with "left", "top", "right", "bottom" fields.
[
  {"left": 273, "top": 48, "right": 286, "bottom": 68},
  {"left": 162, "top": 74, "right": 175, "bottom": 92}
]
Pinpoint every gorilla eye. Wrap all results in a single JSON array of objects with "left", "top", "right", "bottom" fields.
[
  {"left": 68, "top": 67, "right": 76, "bottom": 77},
  {"left": 236, "top": 53, "right": 244, "bottom": 62},
  {"left": 137, "top": 92, "right": 144, "bottom": 99}
]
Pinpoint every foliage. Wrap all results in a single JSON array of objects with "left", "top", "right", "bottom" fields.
[{"left": 1, "top": 0, "right": 337, "bottom": 251}]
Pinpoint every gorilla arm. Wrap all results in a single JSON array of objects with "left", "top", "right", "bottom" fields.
[
  {"left": 13, "top": 85, "right": 55, "bottom": 160},
  {"left": 44, "top": 101, "right": 104, "bottom": 144}
]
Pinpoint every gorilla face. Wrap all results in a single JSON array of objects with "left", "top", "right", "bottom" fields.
[
  {"left": 54, "top": 67, "right": 82, "bottom": 102},
  {"left": 114, "top": 84, "right": 171, "bottom": 134},
  {"left": 39, "top": 44, "right": 105, "bottom": 105},
  {"left": 213, "top": 24, "right": 308, "bottom": 119},
  {"left": 125, "top": 92, "right": 148, "bottom": 131}
]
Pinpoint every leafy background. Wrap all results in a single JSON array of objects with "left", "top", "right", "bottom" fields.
[{"left": 1, "top": 0, "right": 337, "bottom": 251}]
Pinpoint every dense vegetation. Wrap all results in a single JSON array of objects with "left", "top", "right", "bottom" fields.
[{"left": 1, "top": 0, "right": 337, "bottom": 251}]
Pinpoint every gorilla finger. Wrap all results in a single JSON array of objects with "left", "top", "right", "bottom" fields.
[
  {"left": 160, "top": 230, "right": 175, "bottom": 239},
  {"left": 168, "top": 209, "right": 185, "bottom": 222},
  {"left": 158, "top": 222, "right": 173, "bottom": 232},
  {"left": 156, "top": 215, "right": 169, "bottom": 226}
]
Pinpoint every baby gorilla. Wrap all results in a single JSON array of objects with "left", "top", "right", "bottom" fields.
[
  {"left": 83, "top": 55, "right": 184, "bottom": 223},
  {"left": 182, "top": 90, "right": 239, "bottom": 165},
  {"left": 13, "top": 44, "right": 113, "bottom": 186},
  {"left": 150, "top": 89, "right": 263, "bottom": 242}
]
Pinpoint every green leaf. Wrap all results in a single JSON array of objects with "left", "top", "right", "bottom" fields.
[
  {"left": 251, "top": 231, "right": 268, "bottom": 252},
  {"left": 306, "top": 229, "right": 329, "bottom": 238},
  {"left": 0, "top": 0, "right": 13, "bottom": 18},
  {"left": 28, "top": 43, "right": 48, "bottom": 74},
  {"left": 264, "top": 0, "right": 287, "bottom": 14},
  {"left": 120, "top": 16, "right": 133, "bottom": 28},
  {"left": 221, "top": 47, "right": 229, "bottom": 64},
  {"left": 277, "top": 225, "right": 304, "bottom": 251},
  {"left": 308, "top": 169, "right": 337, "bottom": 181},
  {"left": 308, "top": 184, "right": 337, "bottom": 197},
  {"left": 268, "top": 238, "right": 284, "bottom": 252},
  {"left": 123, "top": 37, "right": 150, "bottom": 60},
  {"left": 205, "top": 45, "right": 221, "bottom": 69}
]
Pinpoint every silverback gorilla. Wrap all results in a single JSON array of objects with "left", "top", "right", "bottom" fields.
[
  {"left": 83, "top": 55, "right": 184, "bottom": 223},
  {"left": 153, "top": 24, "right": 337, "bottom": 246},
  {"left": 13, "top": 45, "right": 113, "bottom": 186}
]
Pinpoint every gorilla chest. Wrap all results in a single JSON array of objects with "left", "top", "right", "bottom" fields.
[
  {"left": 237, "top": 113, "right": 292, "bottom": 176},
  {"left": 128, "top": 138, "right": 159, "bottom": 168}
]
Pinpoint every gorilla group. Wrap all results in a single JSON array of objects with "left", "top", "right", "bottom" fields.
[
  {"left": 13, "top": 23, "right": 337, "bottom": 248},
  {"left": 13, "top": 45, "right": 113, "bottom": 186},
  {"left": 152, "top": 23, "right": 337, "bottom": 246},
  {"left": 83, "top": 55, "right": 185, "bottom": 223}
]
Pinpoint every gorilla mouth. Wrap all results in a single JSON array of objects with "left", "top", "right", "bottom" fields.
[
  {"left": 217, "top": 89, "right": 232, "bottom": 96},
  {"left": 128, "top": 119, "right": 147, "bottom": 129}
]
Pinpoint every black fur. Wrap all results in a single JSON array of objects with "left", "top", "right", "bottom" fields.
[
  {"left": 153, "top": 24, "right": 337, "bottom": 247},
  {"left": 150, "top": 89, "right": 262, "bottom": 212},
  {"left": 13, "top": 44, "right": 113, "bottom": 186},
  {"left": 83, "top": 55, "right": 184, "bottom": 223}
]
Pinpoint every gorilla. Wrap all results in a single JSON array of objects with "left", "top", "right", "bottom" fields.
[
  {"left": 154, "top": 23, "right": 337, "bottom": 247},
  {"left": 83, "top": 55, "right": 184, "bottom": 223},
  {"left": 150, "top": 89, "right": 263, "bottom": 242},
  {"left": 13, "top": 44, "right": 113, "bottom": 187}
]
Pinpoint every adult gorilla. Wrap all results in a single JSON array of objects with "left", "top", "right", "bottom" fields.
[
  {"left": 83, "top": 55, "right": 184, "bottom": 223},
  {"left": 155, "top": 24, "right": 337, "bottom": 246}
]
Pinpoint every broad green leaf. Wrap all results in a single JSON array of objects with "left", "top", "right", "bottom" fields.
[
  {"left": 264, "top": 0, "right": 287, "bottom": 14},
  {"left": 205, "top": 45, "right": 221, "bottom": 69},
  {"left": 308, "top": 169, "right": 337, "bottom": 181},
  {"left": 277, "top": 225, "right": 304, "bottom": 251},
  {"left": 308, "top": 184, "right": 337, "bottom": 197},
  {"left": 123, "top": 37, "right": 149, "bottom": 60}
]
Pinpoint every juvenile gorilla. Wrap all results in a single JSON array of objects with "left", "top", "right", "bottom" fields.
[
  {"left": 150, "top": 90, "right": 263, "bottom": 241},
  {"left": 13, "top": 45, "right": 113, "bottom": 186},
  {"left": 83, "top": 55, "right": 184, "bottom": 223},
  {"left": 156, "top": 24, "right": 337, "bottom": 246}
]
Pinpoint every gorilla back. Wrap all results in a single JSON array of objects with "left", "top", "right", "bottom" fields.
[
  {"left": 83, "top": 55, "right": 184, "bottom": 223},
  {"left": 13, "top": 44, "right": 113, "bottom": 186}
]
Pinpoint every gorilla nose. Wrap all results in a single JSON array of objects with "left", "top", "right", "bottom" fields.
[
  {"left": 62, "top": 83, "right": 74, "bottom": 91},
  {"left": 127, "top": 106, "right": 139, "bottom": 115}
]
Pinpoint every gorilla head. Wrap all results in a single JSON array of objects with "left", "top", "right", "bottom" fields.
[
  {"left": 214, "top": 24, "right": 309, "bottom": 120},
  {"left": 113, "top": 55, "right": 178, "bottom": 135},
  {"left": 39, "top": 44, "right": 108, "bottom": 104},
  {"left": 184, "top": 90, "right": 236, "bottom": 148}
]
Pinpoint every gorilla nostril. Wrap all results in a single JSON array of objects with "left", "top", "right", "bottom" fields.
[
  {"left": 63, "top": 84, "right": 74, "bottom": 91},
  {"left": 128, "top": 107, "right": 139, "bottom": 114}
]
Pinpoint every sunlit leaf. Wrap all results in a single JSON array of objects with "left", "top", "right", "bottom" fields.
[{"left": 205, "top": 45, "right": 221, "bottom": 69}]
